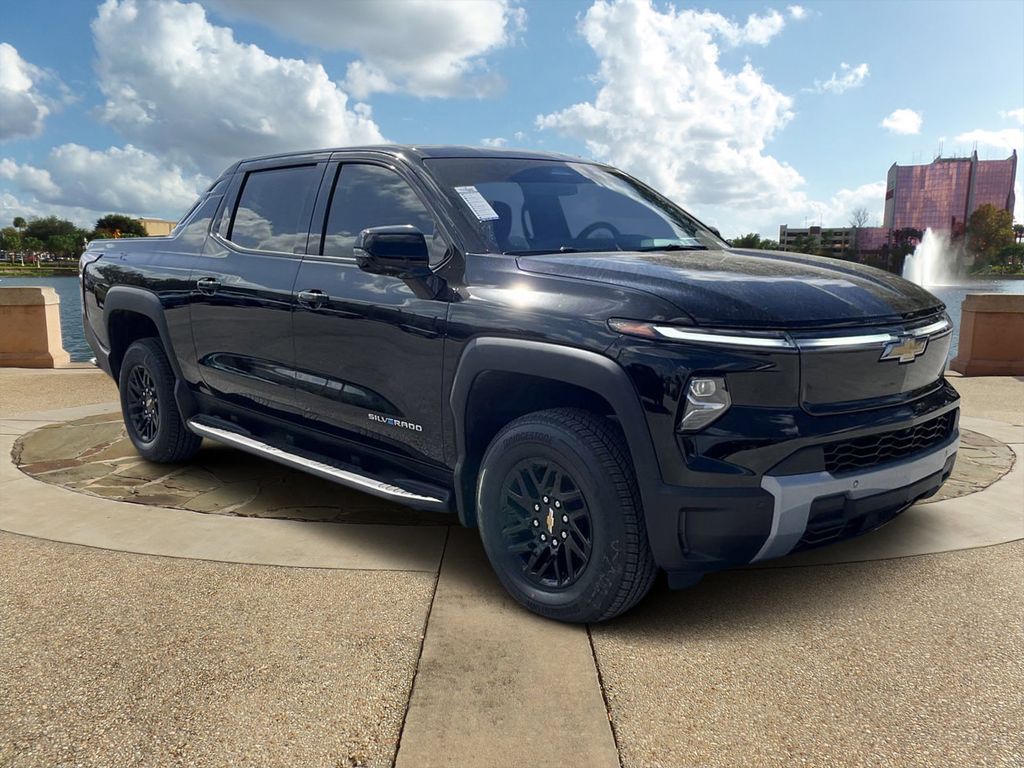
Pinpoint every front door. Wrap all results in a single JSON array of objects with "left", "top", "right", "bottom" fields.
[
  {"left": 190, "top": 160, "right": 325, "bottom": 420},
  {"left": 291, "top": 161, "right": 451, "bottom": 466}
]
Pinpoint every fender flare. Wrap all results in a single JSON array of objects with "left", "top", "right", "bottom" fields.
[
  {"left": 104, "top": 286, "right": 182, "bottom": 377},
  {"left": 103, "top": 285, "right": 196, "bottom": 418},
  {"left": 449, "top": 337, "right": 663, "bottom": 527}
]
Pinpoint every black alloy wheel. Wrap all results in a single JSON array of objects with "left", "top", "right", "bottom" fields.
[
  {"left": 500, "top": 458, "right": 593, "bottom": 589},
  {"left": 118, "top": 338, "right": 202, "bottom": 463},
  {"left": 477, "top": 408, "right": 657, "bottom": 623},
  {"left": 125, "top": 363, "right": 160, "bottom": 443}
]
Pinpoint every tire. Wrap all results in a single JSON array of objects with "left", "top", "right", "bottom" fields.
[
  {"left": 476, "top": 408, "right": 657, "bottom": 623},
  {"left": 118, "top": 338, "right": 202, "bottom": 463}
]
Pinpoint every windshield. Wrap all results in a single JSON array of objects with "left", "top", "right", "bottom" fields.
[{"left": 425, "top": 157, "right": 724, "bottom": 254}]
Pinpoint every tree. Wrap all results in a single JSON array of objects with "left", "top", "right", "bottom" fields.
[
  {"left": 817, "top": 230, "right": 834, "bottom": 257},
  {"left": 23, "top": 216, "right": 80, "bottom": 244},
  {"left": 730, "top": 232, "right": 762, "bottom": 248},
  {"left": 788, "top": 234, "right": 813, "bottom": 254},
  {"left": 1013, "top": 223, "right": 1024, "bottom": 244},
  {"left": 94, "top": 214, "right": 147, "bottom": 238},
  {"left": 0, "top": 226, "right": 21, "bottom": 256},
  {"left": 759, "top": 238, "right": 780, "bottom": 250},
  {"left": 849, "top": 207, "right": 870, "bottom": 229},
  {"left": 966, "top": 204, "right": 1014, "bottom": 265},
  {"left": 48, "top": 233, "right": 86, "bottom": 260},
  {"left": 21, "top": 236, "right": 44, "bottom": 255},
  {"left": 997, "top": 243, "right": 1024, "bottom": 268},
  {"left": 12, "top": 216, "right": 26, "bottom": 230}
]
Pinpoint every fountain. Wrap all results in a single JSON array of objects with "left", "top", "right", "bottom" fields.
[{"left": 902, "top": 228, "right": 954, "bottom": 287}]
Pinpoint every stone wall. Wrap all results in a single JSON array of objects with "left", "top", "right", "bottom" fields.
[
  {"left": 950, "top": 293, "right": 1024, "bottom": 376},
  {"left": 0, "top": 287, "right": 71, "bottom": 368}
]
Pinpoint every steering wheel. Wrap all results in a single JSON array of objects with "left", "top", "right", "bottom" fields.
[{"left": 576, "top": 221, "right": 622, "bottom": 240}]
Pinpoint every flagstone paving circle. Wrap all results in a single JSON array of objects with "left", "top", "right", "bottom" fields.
[
  {"left": 11, "top": 412, "right": 450, "bottom": 525},
  {"left": 11, "top": 411, "right": 1014, "bottom": 523}
]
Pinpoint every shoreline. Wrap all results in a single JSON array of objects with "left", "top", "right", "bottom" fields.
[{"left": 0, "top": 267, "right": 78, "bottom": 278}]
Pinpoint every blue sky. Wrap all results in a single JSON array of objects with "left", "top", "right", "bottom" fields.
[{"left": 1, "top": 0, "right": 1021, "bottom": 238}]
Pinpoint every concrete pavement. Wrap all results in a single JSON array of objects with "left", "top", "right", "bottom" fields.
[
  {"left": 1, "top": 368, "right": 1022, "bottom": 767},
  {"left": 0, "top": 532, "right": 436, "bottom": 768}
]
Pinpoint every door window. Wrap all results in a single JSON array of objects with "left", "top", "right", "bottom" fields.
[
  {"left": 228, "top": 165, "right": 320, "bottom": 253},
  {"left": 322, "top": 164, "right": 440, "bottom": 259}
]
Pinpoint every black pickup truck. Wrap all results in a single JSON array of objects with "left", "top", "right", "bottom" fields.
[{"left": 81, "top": 145, "right": 960, "bottom": 622}]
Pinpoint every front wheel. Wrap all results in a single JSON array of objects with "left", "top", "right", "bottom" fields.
[
  {"left": 118, "top": 338, "right": 202, "bottom": 463},
  {"left": 476, "top": 408, "right": 657, "bottom": 623}
]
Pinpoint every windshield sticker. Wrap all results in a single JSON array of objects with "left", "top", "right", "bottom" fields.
[{"left": 454, "top": 186, "right": 500, "bottom": 221}]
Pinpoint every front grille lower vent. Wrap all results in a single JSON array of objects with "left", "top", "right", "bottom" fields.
[{"left": 824, "top": 411, "right": 956, "bottom": 474}]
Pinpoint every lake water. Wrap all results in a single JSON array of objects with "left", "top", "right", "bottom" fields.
[{"left": 2, "top": 274, "right": 1022, "bottom": 364}]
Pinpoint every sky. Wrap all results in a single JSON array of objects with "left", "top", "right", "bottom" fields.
[{"left": 1, "top": 0, "right": 1021, "bottom": 239}]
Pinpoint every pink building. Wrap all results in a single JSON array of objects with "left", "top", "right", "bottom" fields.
[{"left": 883, "top": 150, "right": 1017, "bottom": 232}]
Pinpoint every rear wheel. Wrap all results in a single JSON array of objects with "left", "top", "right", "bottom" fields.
[
  {"left": 118, "top": 338, "right": 202, "bottom": 463},
  {"left": 477, "top": 408, "right": 657, "bottom": 623}
]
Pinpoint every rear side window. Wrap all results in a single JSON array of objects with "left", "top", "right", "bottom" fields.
[
  {"left": 229, "top": 165, "right": 319, "bottom": 253},
  {"left": 322, "top": 164, "right": 438, "bottom": 259}
]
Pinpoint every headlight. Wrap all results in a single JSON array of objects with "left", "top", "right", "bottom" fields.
[
  {"left": 679, "top": 376, "right": 730, "bottom": 432},
  {"left": 608, "top": 318, "right": 794, "bottom": 349}
]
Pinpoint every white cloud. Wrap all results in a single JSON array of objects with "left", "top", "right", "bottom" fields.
[
  {"left": 1000, "top": 108, "right": 1024, "bottom": 125},
  {"left": 207, "top": 0, "right": 525, "bottom": 99},
  {"left": 0, "top": 43, "right": 51, "bottom": 141},
  {"left": 788, "top": 5, "right": 807, "bottom": 20},
  {"left": 807, "top": 62, "right": 869, "bottom": 95},
  {"left": 881, "top": 108, "right": 922, "bottom": 135},
  {"left": 537, "top": 0, "right": 801, "bottom": 227},
  {"left": 715, "top": 180, "right": 886, "bottom": 240},
  {"left": 91, "top": 0, "right": 385, "bottom": 175},
  {"left": 807, "top": 181, "right": 886, "bottom": 230},
  {"left": 0, "top": 144, "right": 208, "bottom": 219},
  {"left": 513, "top": 131, "right": 527, "bottom": 142},
  {"left": 480, "top": 137, "right": 508, "bottom": 148},
  {"left": 732, "top": 9, "right": 786, "bottom": 45},
  {"left": 954, "top": 128, "right": 1024, "bottom": 153}
]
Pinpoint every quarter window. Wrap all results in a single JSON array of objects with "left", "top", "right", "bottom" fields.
[
  {"left": 323, "top": 164, "right": 439, "bottom": 259},
  {"left": 229, "top": 165, "right": 320, "bottom": 253}
]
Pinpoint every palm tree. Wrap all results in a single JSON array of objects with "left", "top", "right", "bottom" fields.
[{"left": 1013, "top": 223, "right": 1024, "bottom": 244}]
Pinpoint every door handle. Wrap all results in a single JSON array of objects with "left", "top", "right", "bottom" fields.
[
  {"left": 196, "top": 276, "right": 221, "bottom": 295},
  {"left": 297, "top": 289, "right": 326, "bottom": 308}
]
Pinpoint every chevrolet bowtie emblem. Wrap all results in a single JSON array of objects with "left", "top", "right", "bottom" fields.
[
  {"left": 546, "top": 508, "right": 555, "bottom": 534},
  {"left": 880, "top": 335, "right": 927, "bottom": 364}
]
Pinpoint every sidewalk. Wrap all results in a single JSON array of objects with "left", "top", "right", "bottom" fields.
[{"left": 1, "top": 369, "right": 1021, "bottom": 767}]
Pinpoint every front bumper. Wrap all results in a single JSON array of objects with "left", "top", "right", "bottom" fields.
[
  {"left": 753, "top": 430, "right": 959, "bottom": 561},
  {"left": 644, "top": 411, "right": 960, "bottom": 580}
]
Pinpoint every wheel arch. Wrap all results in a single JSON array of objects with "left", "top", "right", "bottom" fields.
[
  {"left": 449, "top": 337, "right": 662, "bottom": 528},
  {"left": 104, "top": 286, "right": 197, "bottom": 419}
]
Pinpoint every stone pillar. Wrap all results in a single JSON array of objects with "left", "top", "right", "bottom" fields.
[
  {"left": 950, "top": 293, "right": 1024, "bottom": 376},
  {"left": 0, "top": 287, "right": 71, "bottom": 368}
]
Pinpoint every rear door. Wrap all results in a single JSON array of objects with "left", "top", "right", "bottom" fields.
[
  {"left": 290, "top": 158, "right": 452, "bottom": 466},
  {"left": 190, "top": 157, "right": 326, "bottom": 420}
]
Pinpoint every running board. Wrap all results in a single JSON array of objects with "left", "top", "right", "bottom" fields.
[{"left": 187, "top": 419, "right": 449, "bottom": 512}]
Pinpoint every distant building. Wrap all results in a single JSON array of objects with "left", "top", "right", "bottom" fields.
[
  {"left": 883, "top": 150, "right": 1017, "bottom": 232},
  {"left": 138, "top": 217, "right": 176, "bottom": 236},
  {"left": 777, "top": 150, "right": 1017, "bottom": 273},
  {"left": 778, "top": 225, "right": 855, "bottom": 258}
]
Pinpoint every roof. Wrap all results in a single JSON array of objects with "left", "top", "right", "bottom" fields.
[{"left": 232, "top": 144, "right": 592, "bottom": 167}]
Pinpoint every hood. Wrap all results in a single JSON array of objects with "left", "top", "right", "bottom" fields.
[{"left": 517, "top": 248, "right": 944, "bottom": 329}]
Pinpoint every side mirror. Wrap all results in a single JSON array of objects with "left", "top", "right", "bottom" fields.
[{"left": 354, "top": 225, "right": 430, "bottom": 278}]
